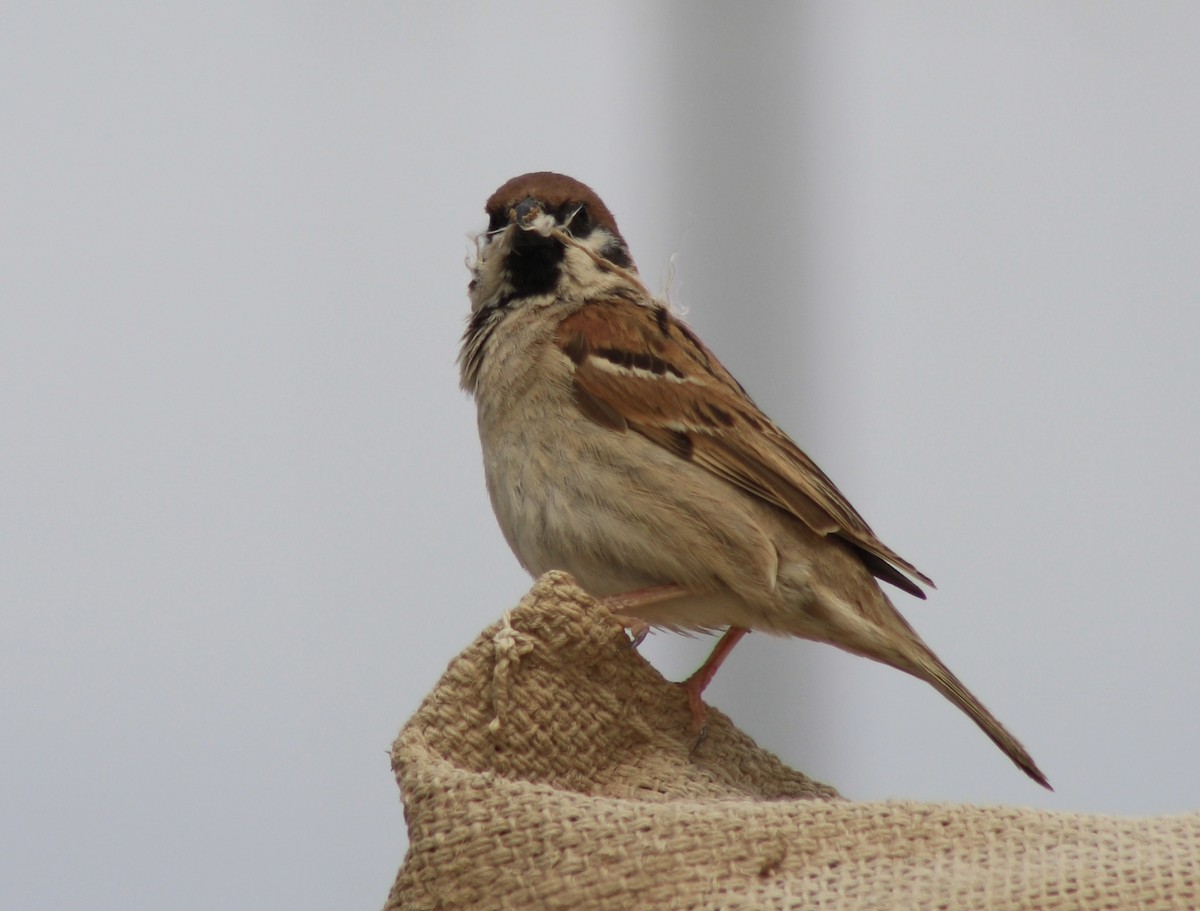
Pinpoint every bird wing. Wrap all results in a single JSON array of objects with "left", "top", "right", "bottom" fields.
[{"left": 555, "top": 297, "right": 933, "bottom": 597}]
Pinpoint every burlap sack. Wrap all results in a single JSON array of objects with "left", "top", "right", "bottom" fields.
[{"left": 385, "top": 572, "right": 1199, "bottom": 910}]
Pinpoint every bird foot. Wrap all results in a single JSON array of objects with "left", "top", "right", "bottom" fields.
[
  {"left": 600, "top": 584, "right": 688, "bottom": 649},
  {"left": 610, "top": 614, "right": 650, "bottom": 650}
]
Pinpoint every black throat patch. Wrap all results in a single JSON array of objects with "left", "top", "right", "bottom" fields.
[{"left": 505, "top": 233, "right": 565, "bottom": 297}]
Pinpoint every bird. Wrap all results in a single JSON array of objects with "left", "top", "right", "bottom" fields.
[{"left": 458, "top": 170, "right": 1049, "bottom": 789}]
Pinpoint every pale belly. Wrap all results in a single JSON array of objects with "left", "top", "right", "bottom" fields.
[{"left": 480, "top": 406, "right": 792, "bottom": 632}]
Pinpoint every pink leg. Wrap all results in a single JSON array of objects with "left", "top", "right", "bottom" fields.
[
  {"left": 601, "top": 583, "right": 691, "bottom": 615},
  {"left": 600, "top": 584, "right": 691, "bottom": 649},
  {"left": 682, "top": 626, "right": 749, "bottom": 736}
]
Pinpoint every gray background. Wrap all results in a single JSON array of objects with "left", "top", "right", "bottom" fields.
[{"left": 4, "top": 3, "right": 1198, "bottom": 908}]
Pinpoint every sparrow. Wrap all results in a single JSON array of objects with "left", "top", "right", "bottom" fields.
[{"left": 459, "top": 171, "right": 1049, "bottom": 789}]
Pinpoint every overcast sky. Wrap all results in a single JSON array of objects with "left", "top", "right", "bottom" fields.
[{"left": 4, "top": 3, "right": 1199, "bottom": 909}]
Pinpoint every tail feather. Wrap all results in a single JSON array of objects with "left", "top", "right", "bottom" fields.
[
  {"left": 909, "top": 648, "right": 1051, "bottom": 790},
  {"left": 782, "top": 574, "right": 1050, "bottom": 788}
]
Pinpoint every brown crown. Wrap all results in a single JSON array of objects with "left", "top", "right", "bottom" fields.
[{"left": 485, "top": 172, "right": 623, "bottom": 240}]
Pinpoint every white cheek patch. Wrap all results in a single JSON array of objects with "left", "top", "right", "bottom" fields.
[
  {"left": 468, "top": 230, "right": 500, "bottom": 275},
  {"left": 580, "top": 227, "right": 616, "bottom": 255},
  {"left": 467, "top": 229, "right": 517, "bottom": 311},
  {"left": 558, "top": 237, "right": 640, "bottom": 299}
]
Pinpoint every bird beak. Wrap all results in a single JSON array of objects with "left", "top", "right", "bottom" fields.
[
  {"left": 505, "top": 197, "right": 558, "bottom": 246},
  {"left": 511, "top": 197, "right": 544, "bottom": 229}
]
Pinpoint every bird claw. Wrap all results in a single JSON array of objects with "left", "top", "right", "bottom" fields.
[
  {"left": 626, "top": 623, "right": 649, "bottom": 650},
  {"left": 611, "top": 615, "right": 650, "bottom": 650}
]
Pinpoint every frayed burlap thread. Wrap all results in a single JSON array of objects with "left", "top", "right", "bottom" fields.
[{"left": 385, "top": 571, "right": 1199, "bottom": 910}]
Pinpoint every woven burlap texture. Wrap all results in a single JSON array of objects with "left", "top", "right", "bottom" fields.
[{"left": 386, "top": 571, "right": 1199, "bottom": 910}]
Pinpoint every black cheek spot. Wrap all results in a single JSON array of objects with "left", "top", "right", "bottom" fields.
[{"left": 602, "top": 242, "right": 633, "bottom": 268}]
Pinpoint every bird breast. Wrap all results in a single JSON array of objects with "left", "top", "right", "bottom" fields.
[{"left": 472, "top": 302, "right": 788, "bottom": 627}]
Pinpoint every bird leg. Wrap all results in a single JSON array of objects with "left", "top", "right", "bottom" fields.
[
  {"left": 600, "top": 586, "right": 749, "bottom": 746},
  {"left": 682, "top": 626, "right": 749, "bottom": 739},
  {"left": 600, "top": 583, "right": 690, "bottom": 649}
]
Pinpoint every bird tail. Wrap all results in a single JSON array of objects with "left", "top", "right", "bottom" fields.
[
  {"left": 901, "top": 644, "right": 1052, "bottom": 790},
  {"left": 783, "top": 575, "right": 1051, "bottom": 788}
]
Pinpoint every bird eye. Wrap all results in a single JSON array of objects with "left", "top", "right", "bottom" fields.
[{"left": 565, "top": 204, "right": 591, "bottom": 235}]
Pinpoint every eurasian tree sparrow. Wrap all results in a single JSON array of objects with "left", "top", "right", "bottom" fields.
[{"left": 459, "top": 171, "right": 1049, "bottom": 789}]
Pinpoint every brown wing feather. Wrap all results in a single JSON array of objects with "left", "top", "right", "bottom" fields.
[{"left": 555, "top": 299, "right": 934, "bottom": 595}]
